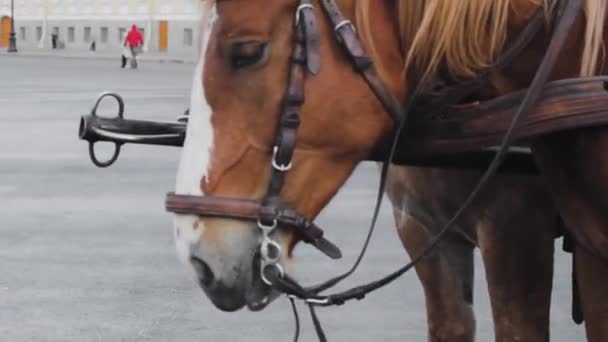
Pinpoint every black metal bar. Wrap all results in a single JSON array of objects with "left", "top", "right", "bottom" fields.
[
  {"left": 79, "top": 114, "right": 186, "bottom": 147},
  {"left": 78, "top": 114, "right": 186, "bottom": 168}
]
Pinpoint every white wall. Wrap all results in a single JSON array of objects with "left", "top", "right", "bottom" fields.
[{"left": 0, "top": 0, "right": 201, "bottom": 55}]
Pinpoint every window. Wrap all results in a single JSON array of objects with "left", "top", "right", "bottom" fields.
[
  {"left": 67, "top": 27, "right": 75, "bottom": 43},
  {"left": 100, "top": 27, "right": 109, "bottom": 43},
  {"left": 36, "top": 26, "right": 42, "bottom": 41},
  {"left": 183, "top": 28, "right": 193, "bottom": 47},
  {"left": 19, "top": 27, "right": 26, "bottom": 41},
  {"left": 84, "top": 27, "right": 91, "bottom": 42},
  {"left": 118, "top": 27, "right": 126, "bottom": 43}
]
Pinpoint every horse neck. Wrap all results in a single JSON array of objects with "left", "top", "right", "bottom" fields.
[{"left": 347, "top": 0, "right": 407, "bottom": 104}]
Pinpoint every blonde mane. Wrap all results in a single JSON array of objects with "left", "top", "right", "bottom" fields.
[{"left": 356, "top": 0, "right": 605, "bottom": 88}]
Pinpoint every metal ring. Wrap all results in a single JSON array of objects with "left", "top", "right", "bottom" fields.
[
  {"left": 334, "top": 20, "right": 355, "bottom": 33},
  {"left": 295, "top": 4, "right": 314, "bottom": 25},
  {"left": 88, "top": 142, "right": 121, "bottom": 168},
  {"left": 257, "top": 219, "right": 278, "bottom": 233},
  {"left": 261, "top": 238, "right": 283, "bottom": 264},
  {"left": 261, "top": 262, "right": 285, "bottom": 286},
  {"left": 90, "top": 92, "right": 125, "bottom": 119},
  {"left": 305, "top": 297, "right": 330, "bottom": 305},
  {"left": 272, "top": 146, "right": 293, "bottom": 172}
]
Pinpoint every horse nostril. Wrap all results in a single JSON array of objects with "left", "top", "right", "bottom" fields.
[{"left": 190, "top": 256, "right": 215, "bottom": 288}]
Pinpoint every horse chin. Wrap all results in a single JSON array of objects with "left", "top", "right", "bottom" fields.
[
  {"left": 246, "top": 289, "right": 280, "bottom": 312},
  {"left": 245, "top": 278, "right": 280, "bottom": 311}
]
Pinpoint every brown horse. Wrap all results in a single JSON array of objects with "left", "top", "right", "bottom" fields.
[{"left": 171, "top": 0, "right": 606, "bottom": 340}]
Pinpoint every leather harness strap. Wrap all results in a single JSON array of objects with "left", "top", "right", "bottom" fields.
[
  {"left": 320, "top": 0, "right": 405, "bottom": 122},
  {"left": 394, "top": 77, "right": 608, "bottom": 157},
  {"left": 166, "top": 194, "right": 341, "bottom": 259}
]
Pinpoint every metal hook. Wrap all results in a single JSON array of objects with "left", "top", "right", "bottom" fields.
[
  {"left": 88, "top": 141, "right": 122, "bottom": 168},
  {"left": 257, "top": 218, "right": 278, "bottom": 233},
  {"left": 90, "top": 92, "right": 125, "bottom": 119}
]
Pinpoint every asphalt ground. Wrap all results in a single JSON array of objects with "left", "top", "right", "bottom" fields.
[{"left": 0, "top": 55, "right": 586, "bottom": 341}]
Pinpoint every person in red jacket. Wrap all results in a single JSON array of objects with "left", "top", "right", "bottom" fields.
[{"left": 124, "top": 25, "right": 144, "bottom": 69}]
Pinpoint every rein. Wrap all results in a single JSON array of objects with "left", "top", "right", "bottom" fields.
[{"left": 165, "top": 0, "right": 582, "bottom": 340}]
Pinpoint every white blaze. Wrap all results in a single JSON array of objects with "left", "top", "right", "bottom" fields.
[{"left": 174, "top": 6, "right": 218, "bottom": 264}]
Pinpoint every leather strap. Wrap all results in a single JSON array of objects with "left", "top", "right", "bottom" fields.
[
  {"left": 367, "top": 77, "right": 608, "bottom": 170},
  {"left": 320, "top": 0, "right": 405, "bottom": 123},
  {"left": 166, "top": 194, "right": 342, "bottom": 259},
  {"left": 301, "top": 0, "right": 321, "bottom": 75},
  {"left": 261, "top": 21, "right": 306, "bottom": 213}
]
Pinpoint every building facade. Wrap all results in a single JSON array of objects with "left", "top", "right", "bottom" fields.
[{"left": 0, "top": 0, "right": 202, "bottom": 56}]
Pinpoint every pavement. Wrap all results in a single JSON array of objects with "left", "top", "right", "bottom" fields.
[
  {"left": 0, "top": 46, "right": 195, "bottom": 64},
  {"left": 0, "top": 54, "right": 587, "bottom": 341}
]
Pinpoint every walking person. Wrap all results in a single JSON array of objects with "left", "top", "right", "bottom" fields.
[
  {"left": 120, "top": 30, "right": 130, "bottom": 68},
  {"left": 124, "top": 25, "right": 144, "bottom": 69}
]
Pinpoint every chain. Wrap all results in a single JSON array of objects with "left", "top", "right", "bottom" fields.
[{"left": 257, "top": 219, "right": 285, "bottom": 286}]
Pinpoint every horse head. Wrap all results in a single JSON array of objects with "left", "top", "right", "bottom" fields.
[{"left": 170, "top": 0, "right": 403, "bottom": 312}]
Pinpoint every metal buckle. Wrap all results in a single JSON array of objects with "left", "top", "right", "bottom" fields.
[
  {"left": 257, "top": 219, "right": 278, "bottom": 233},
  {"left": 295, "top": 3, "right": 314, "bottom": 25},
  {"left": 334, "top": 20, "right": 356, "bottom": 33},
  {"left": 272, "top": 146, "right": 293, "bottom": 172},
  {"left": 305, "top": 297, "right": 330, "bottom": 305}
]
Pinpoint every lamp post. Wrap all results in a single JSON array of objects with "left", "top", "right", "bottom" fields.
[{"left": 7, "top": 0, "right": 18, "bottom": 52}]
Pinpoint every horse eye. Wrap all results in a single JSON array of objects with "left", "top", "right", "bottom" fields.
[{"left": 229, "top": 41, "right": 268, "bottom": 70}]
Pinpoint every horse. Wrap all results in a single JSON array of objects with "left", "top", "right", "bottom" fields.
[{"left": 168, "top": 0, "right": 606, "bottom": 340}]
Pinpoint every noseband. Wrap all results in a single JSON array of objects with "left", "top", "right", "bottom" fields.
[{"left": 165, "top": 0, "right": 405, "bottom": 284}]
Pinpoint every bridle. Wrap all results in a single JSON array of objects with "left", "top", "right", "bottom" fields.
[
  {"left": 166, "top": 0, "right": 404, "bottom": 284},
  {"left": 165, "top": 0, "right": 582, "bottom": 340}
]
